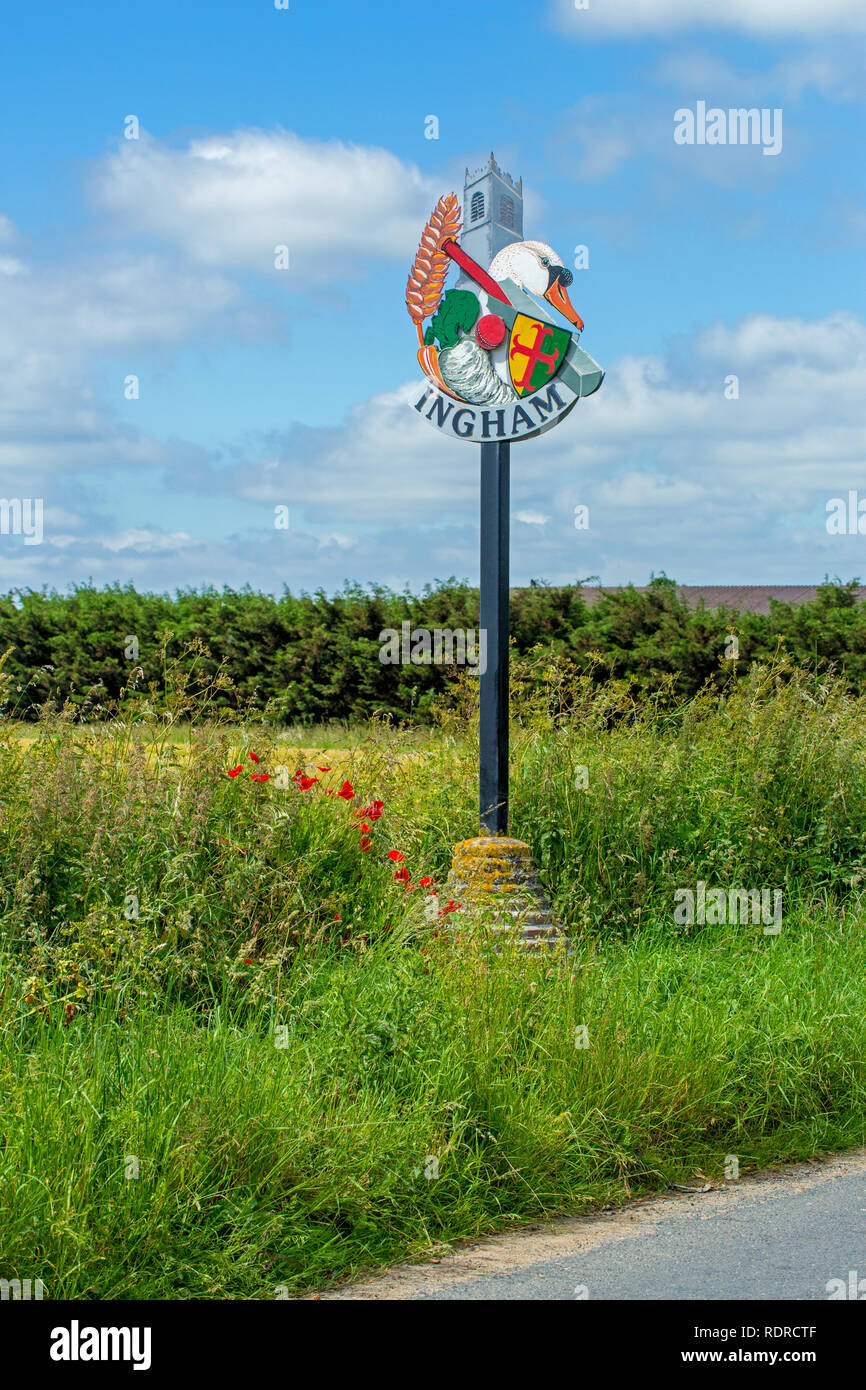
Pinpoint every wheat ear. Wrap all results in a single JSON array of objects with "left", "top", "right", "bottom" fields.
[{"left": 405, "top": 193, "right": 462, "bottom": 347}]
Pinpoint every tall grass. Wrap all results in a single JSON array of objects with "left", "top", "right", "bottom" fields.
[
  {"left": 2, "top": 913, "right": 864, "bottom": 1297},
  {"left": 1, "top": 654, "right": 865, "bottom": 1295}
]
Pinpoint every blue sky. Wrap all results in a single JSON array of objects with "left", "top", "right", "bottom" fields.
[{"left": 0, "top": 0, "right": 864, "bottom": 595}]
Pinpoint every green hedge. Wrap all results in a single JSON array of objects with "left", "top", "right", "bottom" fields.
[{"left": 0, "top": 575, "right": 863, "bottom": 722}]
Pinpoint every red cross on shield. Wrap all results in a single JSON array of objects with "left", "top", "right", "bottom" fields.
[{"left": 507, "top": 313, "right": 572, "bottom": 398}]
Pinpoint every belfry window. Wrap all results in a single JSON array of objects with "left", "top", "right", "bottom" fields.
[
  {"left": 500, "top": 196, "right": 514, "bottom": 228},
  {"left": 470, "top": 191, "right": 484, "bottom": 222}
]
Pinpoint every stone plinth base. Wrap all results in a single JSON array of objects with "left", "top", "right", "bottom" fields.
[{"left": 445, "top": 835, "right": 567, "bottom": 949}]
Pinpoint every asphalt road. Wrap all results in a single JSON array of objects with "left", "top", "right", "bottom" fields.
[{"left": 326, "top": 1150, "right": 866, "bottom": 1301}]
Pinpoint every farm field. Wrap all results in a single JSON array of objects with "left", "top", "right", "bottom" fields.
[{"left": 2, "top": 658, "right": 866, "bottom": 1298}]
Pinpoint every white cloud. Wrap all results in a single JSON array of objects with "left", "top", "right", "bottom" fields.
[
  {"left": 233, "top": 381, "right": 479, "bottom": 525},
  {"left": 194, "top": 306, "right": 866, "bottom": 589},
  {"left": 551, "top": 0, "right": 866, "bottom": 37},
  {"left": 695, "top": 310, "right": 865, "bottom": 367},
  {"left": 2, "top": 143, "right": 863, "bottom": 592},
  {"left": 93, "top": 130, "right": 441, "bottom": 277},
  {"left": 0, "top": 252, "right": 243, "bottom": 355},
  {"left": 0, "top": 239, "right": 255, "bottom": 498},
  {"left": 652, "top": 46, "right": 866, "bottom": 103},
  {"left": 102, "top": 528, "right": 192, "bottom": 553},
  {"left": 596, "top": 472, "right": 704, "bottom": 507}
]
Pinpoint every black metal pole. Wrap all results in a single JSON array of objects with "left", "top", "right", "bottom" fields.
[{"left": 479, "top": 440, "right": 510, "bottom": 834}]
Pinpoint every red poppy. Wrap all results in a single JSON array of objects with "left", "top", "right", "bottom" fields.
[
  {"left": 439, "top": 900, "right": 460, "bottom": 916},
  {"left": 249, "top": 752, "right": 260, "bottom": 764},
  {"left": 250, "top": 772, "right": 270, "bottom": 783},
  {"left": 387, "top": 850, "right": 405, "bottom": 863},
  {"left": 295, "top": 775, "right": 319, "bottom": 791},
  {"left": 394, "top": 867, "right": 409, "bottom": 883},
  {"left": 226, "top": 765, "right": 243, "bottom": 778},
  {"left": 360, "top": 838, "right": 371, "bottom": 851},
  {"left": 244, "top": 958, "right": 255, "bottom": 964},
  {"left": 358, "top": 823, "right": 372, "bottom": 833},
  {"left": 333, "top": 914, "right": 342, "bottom": 922},
  {"left": 418, "top": 877, "right": 434, "bottom": 888},
  {"left": 316, "top": 766, "right": 331, "bottom": 772},
  {"left": 362, "top": 800, "right": 384, "bottom": 821},
  {"left": 337, "top": 780, "right": 355, "bottom": 800}
]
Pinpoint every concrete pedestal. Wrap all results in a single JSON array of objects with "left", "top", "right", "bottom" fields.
[{"left": 445, "top": 835, "right": 567, "bottom": 949}]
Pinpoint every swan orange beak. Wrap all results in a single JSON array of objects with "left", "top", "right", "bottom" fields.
[{"left": 545, "top": 273, "right": 584, "bottom": 330}]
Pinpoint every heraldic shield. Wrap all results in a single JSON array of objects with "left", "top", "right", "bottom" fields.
[{"left": 507, "top": 314, "right": 572, "bottom": 398}]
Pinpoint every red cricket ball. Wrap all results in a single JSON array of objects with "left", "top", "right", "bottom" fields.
[{"left": 475, "top": 313, "right": 506, "bottom": 350}]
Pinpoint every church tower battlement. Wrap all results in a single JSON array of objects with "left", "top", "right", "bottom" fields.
[{"left": 459, "top": 152, "right": 523, "bottom": 273}]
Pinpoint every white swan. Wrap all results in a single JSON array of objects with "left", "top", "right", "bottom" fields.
[{"left": 488, "top": 240, "right": 584, "bottom": 330}]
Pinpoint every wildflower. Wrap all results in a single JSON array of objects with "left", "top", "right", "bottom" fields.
[
  {"left": 419, "top": 876, "right": 434, "bottom": 888},
  {"left": 360, "top": 838, "right": 371, "bottom": 851},
  {"left": 244, "top": 958, "right": 255, "bottom": 964},
  {"left": 439, "top": 900, "right": 460, "bottom": 916},
  {"left": 316, "top": 765, "right": 331, "bottom": 772},
  {"left": 250, "top": 772, "right": 270, "bottom": 783},
  {"left": 359, "top": 823, "right": 372, "bottom": 834},
  {"left": 362, "top": 800, "right": 384, "bottom": 821},
  {"left": 249, "top": 752, "right": 260, "bottom": 764},
  {"left": 226, "top": 765, "right": 243, "bottom": 778},
  {"left": 294, "top": 774, "right": 319, "bottom": 790},
  {"left": 337, "top": 781, "right": 355, "bottom": 800},
  {"left": 393, "top": 867, "right": 409, "bottom": 883},
  {"left": 333, "top": 914, "right": 342, "bottom": 922},
  {"left": 387, "top": 851, "right": 405, "bottom": 863}
]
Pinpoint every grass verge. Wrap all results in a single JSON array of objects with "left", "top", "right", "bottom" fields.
[
  {"left": 2, "top": 907, "right": 864, "bottom": 1298},
  {"left": 2, "top": 655, "right": 866, "bottom": 1296}
]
